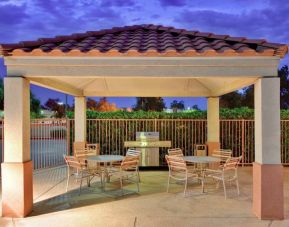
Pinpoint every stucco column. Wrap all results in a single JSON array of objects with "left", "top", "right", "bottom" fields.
[
  {"left": 74, "top": 96, "right": 86, "bottom": 142},
  {"left": 2, "top": 77, "right": 33, "bottom": 217},
  {"left": 207, "top": 97, "right": 220, "bottom": 155},
  {"left": 253, "top": 77, "right": 283, "bottom": 220}
]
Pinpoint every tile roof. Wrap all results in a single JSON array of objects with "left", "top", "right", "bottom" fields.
[{"left": 0, "top": 24, "right": 287, "bottom": 58}]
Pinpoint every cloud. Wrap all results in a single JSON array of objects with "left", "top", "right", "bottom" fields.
[
  {"left": 159, "top": 0, "right": 187, "bottom": 7},
  {"left": 174, "top": 6, "right": 289, "bottom": 44},
  {"left": 0, "top": 4, "right": 28, "bottom": 25},
  {"left": 100, "top": 0, "right": 136, "bottom": 7}
]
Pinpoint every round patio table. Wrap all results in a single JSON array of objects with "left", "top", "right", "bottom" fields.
[
  {"left": 87, "top": 155, "right": 124, "bottom": 163},
  {"left": 183, "top": 156, "right": 220, "bottom": 164},
  {"left": 87, "top": 155, "right": 124, "bottom": 183},
  {"left": 183, "top": 156, "right": 221, "bottom": 174}
]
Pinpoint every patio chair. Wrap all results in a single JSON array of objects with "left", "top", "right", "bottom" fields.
[
  {"left": 167, "top": 148, "right": 184, "bottom": 157},
  {"left": 111, "top": 148, "right": 141, "bottom": 182},
  {"left": 212, "top": 149, "right": 232, "bottom": 168},
  {"left": 64, "top": 155, "right": 102, "bottom": 195},
  {"left": 165, "top": 155, "right": 203, "bottom": 196},
  {"left": 202, "top": 156, "right": 242, "bottom": 199},
  {"left": 106, "top": 155, "right": 140, "bottom": 194},
  {"left": 73, "top": 141, "right": 100, "bottom": 160}
]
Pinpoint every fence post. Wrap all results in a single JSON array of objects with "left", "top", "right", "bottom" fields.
[
  {"left": 241, "top": 119, "right": 245, "bottom": 166},
  {"left": 66, "top": 118, "right": 70, "bottom": 155},
  {"left": 154, "top": 118, "right": 157, "bottom": 131}
]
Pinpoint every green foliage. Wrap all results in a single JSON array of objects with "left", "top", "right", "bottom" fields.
[
  {"left": 30, "top": 92, "right": 41, "bottom": 115},
  {"left": 30, "top": 111, "right": 45, "bottom": 119},
  {"left": 67, "top": 110, "right": 207, "bottom": 119},
  {"left": 170, "top": 100, "right": 185, "bottom": 111},
  {"left": 134, "top": 97, "right": 166, "bottom": 111},
  {"left": 219, "top": 107, "right": 254, "bottom": 119},
  {"left": 66, "top": 108, "right": 289, "bottom": 120}
]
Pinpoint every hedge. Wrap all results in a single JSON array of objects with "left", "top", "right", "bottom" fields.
[{"left": 66, "top": 107, "right": 289, "bottom": 120}]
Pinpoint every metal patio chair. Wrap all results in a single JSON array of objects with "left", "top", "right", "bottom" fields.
[
  {"left": 73, "top": 142, "right": 100, "bottom": 165},
  {"left": 211, "top": 149, "right": 232, "bottom": 168},
  {"left": 106, "top": 155, "right": 140, "bottom": 194},
  {"left": 64, "top": 155, "right": 102, "bottom": 195},
  {"left": 167, "top": 148, "right": 184, "bottom": 157},
  {"left": 165, "top": 155, "right": 203, "bottom": 196},
  {"left": 202, "top": 156, "right": 242, "bottom": 199}
]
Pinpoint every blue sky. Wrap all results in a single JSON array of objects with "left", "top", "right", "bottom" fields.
[{"left": 0, "top": 0, "right": 288, "bottom": 109}]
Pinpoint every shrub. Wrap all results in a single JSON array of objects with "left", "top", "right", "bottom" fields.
[{"left": 66, "top": 108, "right": 289, "bottom": 120}]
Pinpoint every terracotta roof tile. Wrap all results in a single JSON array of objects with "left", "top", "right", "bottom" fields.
[{"left": 0, "top": 24, "right": 287, "bottom": 58}]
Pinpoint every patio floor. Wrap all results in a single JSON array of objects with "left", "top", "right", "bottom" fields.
[{"left": 1, "top": 166, "right": 289, "bottom": 227}]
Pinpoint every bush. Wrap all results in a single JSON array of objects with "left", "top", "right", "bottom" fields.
[{"left": 66, "top": 108, "right": 289, "bottom": 120}]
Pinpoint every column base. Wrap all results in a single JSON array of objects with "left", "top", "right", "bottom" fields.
[
  {"left": 206, "top": 142, "right": 220, "bottom": 156},
  {"left": 1, "top": 161, "right": 33, "bottom": 217},
  {"left": 253, "top": 162, "right": 284, "bottom": 220}
]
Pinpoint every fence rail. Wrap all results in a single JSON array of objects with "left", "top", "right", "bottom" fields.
[{"left": 0, "top": 118, "right": 289, "bottom": 170}]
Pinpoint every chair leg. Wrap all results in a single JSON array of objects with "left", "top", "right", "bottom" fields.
[
  {"left": 136, "top": 170, "right": 140, "bottom": 192},
  {"left": 100, "top": 173, "right": 104, "bottom": 190},
  {"left": 236, "top": 178, "right": 240, "bottom": 196},
  {"left": 137, "top": 168, "right": 141, "bottom": 183},
  {"left": 167, "top": 175, "right": 170, "bottom": 193},
  {"left": 184, "top": 178, "right": 188, "bottom": 196},
  {"left": 222, "top": 179, "right": 227, "bottom": 199},
  {"left": 87, "top": 176, "right": 90, "bottom": 187},
  {"left": 120, "top": 174, "right": 124, "bottom": 196},
  {"left": 79, "top": 172, "right": 83, "bottom": 196},
  {"left": 201, "top": 178, "right": 204, "bottom": 193},
  {"left": 66, "top": 167, "right": 70, "bottom": 192}
]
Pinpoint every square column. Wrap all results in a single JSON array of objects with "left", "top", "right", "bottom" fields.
[
  {"left": 253, "top": 77, "right": 283, "bottom": 219},
  {"left": 2, "top": 77, "right": 33, "bottom": 217},
  {"left": 74, "top": 96, "right": 86, "bottom": 142},
  {"left": 207, "top": 97, "right": 220, "bottom": 155}
]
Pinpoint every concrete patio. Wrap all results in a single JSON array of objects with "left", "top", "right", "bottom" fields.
[{"left": 1, "top": 166, "right": 289, "bottom": 227}]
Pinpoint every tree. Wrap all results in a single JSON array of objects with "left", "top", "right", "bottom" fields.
[
  {"left": 170, "top": 100, "right": 185, "bottom": 112},
  {"left": 220, "top": 91, "right": 243, "bottom": 108},
  {"left": 192, "top": 104, "right": 200, "bottom": 110},
  {"left": 30, "top": 92, "right": 41, "bottom": 115},
  {"left": 95, "top": 97, "right": 118, "bottom": 112},
  {"left": 241, "top": 86, "right": 254, "bottom": 108},
  {"left": 87, "top": 98, "right": 98, "bottom": 110},
  {"left": 279, "top": 65, "right": 289, "bottom": 109},
  {"left": 0, "top": 78, "right": 41, "bottom": 114},
  {"left": 44, "top": 98, "right": 66, "bottom": 118},
  {"left": 134, "top": 97, "right": 166, "bottom": 112}
]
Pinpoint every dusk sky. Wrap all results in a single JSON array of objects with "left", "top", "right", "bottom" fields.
[{"left": 0, "top": 0, "right": 288, "bottom": 109}]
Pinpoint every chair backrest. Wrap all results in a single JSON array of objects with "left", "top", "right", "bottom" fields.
[
  {"left": 64, "top": 155, "right": 83, "bottom": 170},
  {"left": 165, "top": 155, "right": 187, "bottom": 172},
  {"left": 126, "top": 148, "right": 141, "bottom": 157},
  {"left": 212, "top": 149, "right": 232, "bottom": 163},
  {"left": 223, "top": 156, "right": 242, "bottom": 171},
  {"left": 73, "top": 141, "right": 86, "bottom": 150},
  {"left": 121, "top": 155, "right": 139, "bottom": 170},
  {"left": 167, "top": 148, "right": 183, "bottom": 157}
]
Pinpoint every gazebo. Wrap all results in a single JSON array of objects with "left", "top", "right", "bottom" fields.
[{"left": 0, "top": 24, "right": 287, "bottom": 219}]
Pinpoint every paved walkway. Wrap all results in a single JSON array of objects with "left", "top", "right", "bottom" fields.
[{"left": 1, "top": 167, "right": 289, "bottom": 227}]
